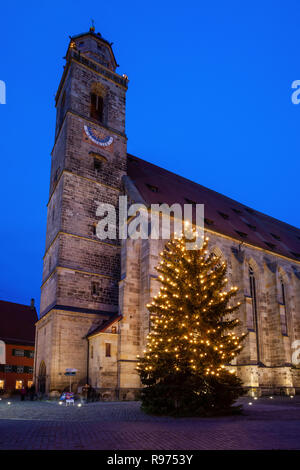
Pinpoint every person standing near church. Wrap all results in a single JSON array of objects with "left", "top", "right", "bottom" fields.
[
  {"left": 29, "top": 383, "right": 35, "bottom": 401},
  {"left": 20, "top": 385, "right": 26, "bottom": 401}
]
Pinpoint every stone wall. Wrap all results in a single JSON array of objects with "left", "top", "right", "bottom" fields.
[
  {"left": 35, "top": 309, "right": 105, "bottom": 392},
  {"left": 117, "top": 225, "right": 300, "bottom": 395},
  {"left": 89, "top": 330, "right": 118, "bottom": 396}
]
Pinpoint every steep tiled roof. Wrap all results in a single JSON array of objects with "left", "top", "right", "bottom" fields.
[
  {"left": 0, "top": 300, "right": 38, "bottom": 345},
  {"left": 127, "top": 154, "right": 300, "bottom": 262}
]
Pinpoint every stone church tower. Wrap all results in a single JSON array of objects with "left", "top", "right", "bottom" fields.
[{"left": 34, "top": 27, "right": 129, "bottom": 394}]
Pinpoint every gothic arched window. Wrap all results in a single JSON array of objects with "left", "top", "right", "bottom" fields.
[
  {"left": 249, "top": 265, "right": 261, "bottom": 362},
  {"left": 280, "top": 279, "right": 288, "bottom": 335},
  {"left": 249, "top": 266, "right": 258, "bottom": 331}
]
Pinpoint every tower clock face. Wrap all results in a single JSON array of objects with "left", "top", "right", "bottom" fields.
[{"left": 83, "top": 125, "right": 113, "bottom": 147}]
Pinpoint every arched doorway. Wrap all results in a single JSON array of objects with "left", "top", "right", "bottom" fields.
[{"left": 38, "top": 361, "right": 46, "bottom": 394}]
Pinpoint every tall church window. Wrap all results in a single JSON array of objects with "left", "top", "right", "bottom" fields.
[
  {"left": 249, "top": 267, "right": 257, "bottom": 330},
  {"left": 90, "top": 93, "right": 104, "bottom": 122},
  {"left": 91, "top": 282, "right": 99, "bottom": 296},
  {"left": 249, "top": 266, "right": 260, "bottom": 362},
  {"left": 280, "top": 280, "right": 288, "bottom": 335}
]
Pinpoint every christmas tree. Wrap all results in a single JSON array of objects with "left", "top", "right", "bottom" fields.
[{"left": 138, "top": 230, "right": 246, "bottom": 416}]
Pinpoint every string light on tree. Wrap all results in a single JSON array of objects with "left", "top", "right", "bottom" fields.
[{"left": 138, "top": 227, "right": 246, "bottom": 416}]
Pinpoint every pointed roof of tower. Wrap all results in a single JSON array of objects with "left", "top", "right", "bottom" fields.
[{"left": 69, "top": 25, "right": 118, "bottom": 68}]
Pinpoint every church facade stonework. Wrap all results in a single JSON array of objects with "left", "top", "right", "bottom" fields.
[{"left": 34, "top": 29, "right": 300, "bottom": 398}]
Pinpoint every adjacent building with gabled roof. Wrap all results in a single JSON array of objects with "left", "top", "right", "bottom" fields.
[{"left": 0, "top": 300, "right": 37, "bottom": 392}]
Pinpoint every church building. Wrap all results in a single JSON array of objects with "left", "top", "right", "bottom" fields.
[{"left": 34, "top": 27, "right": 300, "bottom": 399}]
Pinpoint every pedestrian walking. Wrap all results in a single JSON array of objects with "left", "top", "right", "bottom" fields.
[
  {"left": 29, "top": 384, "right": 36, "bottom": 401},
  {"left": 20, "top": 386, "right": 26, "bottom": 401}
]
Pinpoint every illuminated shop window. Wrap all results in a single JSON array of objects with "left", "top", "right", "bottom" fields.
[
  {"left": 15, "top": 380, "right": 23, "bottom": 390},
  {"left": 0, "top": 380, "right": 4, "bottom": 389}
]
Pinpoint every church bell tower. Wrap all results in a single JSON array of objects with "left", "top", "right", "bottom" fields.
[{"left": 34, "top": 27, "right": 128, "bottom": 393}]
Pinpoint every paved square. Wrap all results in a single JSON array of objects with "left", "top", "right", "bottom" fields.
[{"left": 0, "top": 396, "right": 299, "bottom": 449}]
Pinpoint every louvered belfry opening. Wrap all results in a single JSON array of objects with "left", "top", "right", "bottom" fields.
[{"left": 91, "top": 92, "right": 104, "bottom": 122}]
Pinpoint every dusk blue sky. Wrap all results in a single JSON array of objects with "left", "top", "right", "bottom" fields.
[{"left": 0, "top": 1, "right": 300, "bottom": 314}]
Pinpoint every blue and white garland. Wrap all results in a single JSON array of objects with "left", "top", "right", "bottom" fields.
[{"left": 84, "top": 125, "right": 113, "bottom": 147}]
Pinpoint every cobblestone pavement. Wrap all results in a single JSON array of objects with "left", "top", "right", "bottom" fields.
[{"left": 0, "top": 396, "right": 299, "bottom": 450}]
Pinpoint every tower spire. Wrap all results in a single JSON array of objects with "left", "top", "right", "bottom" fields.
[{"left": 90, "top": 19, "right": 95, "bottom": 32}]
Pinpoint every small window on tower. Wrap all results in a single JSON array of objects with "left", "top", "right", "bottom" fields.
[
  {"left": 91, "top": 93, "right": 104, "bottom": 122},
  {"left": 94, "top": 158, "right": 102, "bottom": 173},
  {"left": 105, "top": 343, "right": 111, "bottom": 357},
  {"left": 91, "top": 282, "right": 99, "bottom": 296}
]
